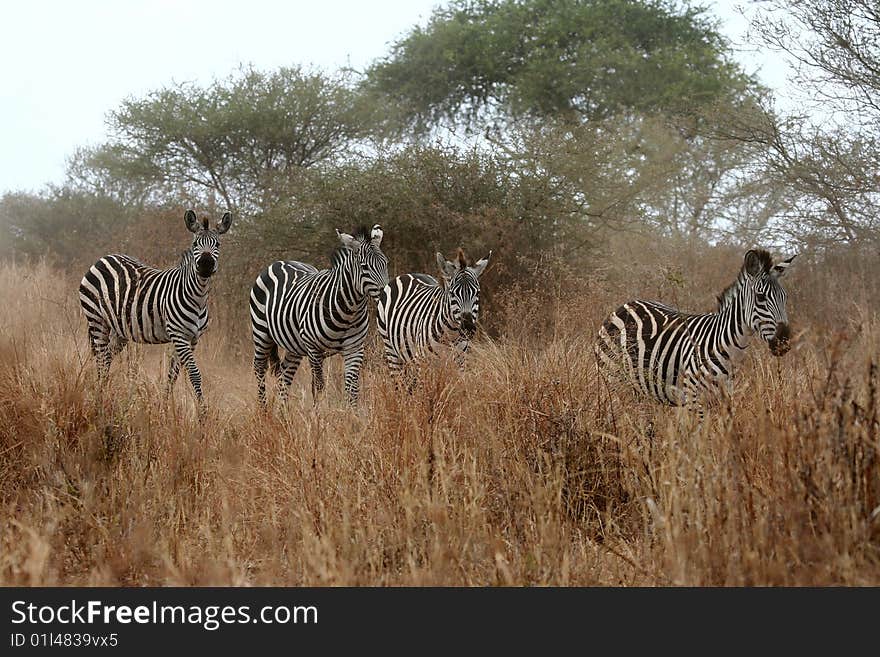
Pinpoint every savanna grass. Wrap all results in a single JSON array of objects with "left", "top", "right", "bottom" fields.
[{"left": 1, "top": 260, "right": 878, "bottom": 585}]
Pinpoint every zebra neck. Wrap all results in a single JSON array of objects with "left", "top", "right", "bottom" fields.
[
  {"left": 181, "top": 261, "right": 210, "bottom": 304},
  {"left": 329, "top": 259, "right": 367, "bottom": 314},
  {"left": 715, "top": 280, "right": 753, "bottom": 352},
  {"left": 440, "top": 286, "right": 458, "bottom": 331}
]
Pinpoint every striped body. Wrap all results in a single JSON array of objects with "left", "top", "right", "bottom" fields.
[
  {"left": 596, "top": 300, "right": 747, "bottom": 406},
  {"left": 595, "top": 250, "right": 795, "bottom": 409},
  {"left": 377, "top": 249, "right": 490, "bottom": 372},
  {"left": 377, "top": 273, "right": 467, "bottom": 371},
  {"left": 78, "top": 210, "right": 231, "bottom": 407},
  {"left": 80, "top": 252, "right": 209, "bottom": 345},
  {"left": 250, "top": 225, "right": 387, "bottom": 405}
]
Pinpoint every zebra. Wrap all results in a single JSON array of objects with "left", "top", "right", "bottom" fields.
[
  {"left": 78, "top": 210, "right": 233, "bottom": 408},
  {"left": 594, "top": 249, "right": 796, "bottom": 409},
  {"left": 376, "top": 248, "right": 491, "bottom": 373},
  {"left": 249, "top": 225, "right": 388, "bottom": 406}
]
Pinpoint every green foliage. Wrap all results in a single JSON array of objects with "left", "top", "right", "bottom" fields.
[
  {"left": 241, "top": 144, "right": 580, "bottom": 293},
  {"left": 0, "top": 188, "right": 135, "bottom": 265},
  {"left": 9, "top": 0, "right": 867, "bottom": 281},
  {"left": 366, "top": 0, "right": 754, "bottom": 133},
  {"left": 75, "top": 66, "right": 376, "bottom": 212}
]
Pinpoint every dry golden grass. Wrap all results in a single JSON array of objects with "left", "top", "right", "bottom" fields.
[{"left": 1, "top": 259, "right": 878, "bottom": 586}]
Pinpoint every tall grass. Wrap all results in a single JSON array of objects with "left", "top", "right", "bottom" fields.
[{"left": 0, "top": 258, "right": 878, "bottom": 585}]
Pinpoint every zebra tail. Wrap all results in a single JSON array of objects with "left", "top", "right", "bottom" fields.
[{"left": 268, "top": 343, "right": 281, "bottom": 377}]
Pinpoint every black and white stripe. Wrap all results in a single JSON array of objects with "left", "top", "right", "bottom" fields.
[
  {"left": 78, "top": 210, "right": 232, "bottom": 406},
  {"left": 249, "top": 225, "right": 388, "bottom": 405},
  {"left": 377, "top": 249, "right": 490, "bottom": 372},
  {"left": 595, "top": 249, "right": 796, "bottom": 408}
]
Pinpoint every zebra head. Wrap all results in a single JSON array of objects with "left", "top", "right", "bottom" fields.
[
  {"left": 437, "top": 249, "right": 492, "bottom": 336},
  {"left": 335, "top": 224, "right": 389, "bottom": 299},
  {"left": 185, "top": 209, "right": 233, "bottom": 279},
  {"left": 742, "top": 249, "right": 796, "bottom": 357}
]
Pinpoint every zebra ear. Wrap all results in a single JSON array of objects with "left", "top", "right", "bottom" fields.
[
  {"left": 217, "top": 212, "right": 232, "bottom": 234},
  {"left": 437, "top": 252, "right": 457, "bottom": 280},
  {"left": 471, "top": 250, "right": 491, "bottom": 277},
  {"left": 744, "top": 250, "right": 763, "bottom": 276},
  {"left": 336, "top": 229, "right": 358, "bottom": 251},
  {"left": 772, "top": 254, "right": 796, "bottom": 278},
  {"left": 184, "top": 209, "right": 199, "bottom": 233},
  {"left": 370, "top": 224, "right": 383, "bottom": 245}
]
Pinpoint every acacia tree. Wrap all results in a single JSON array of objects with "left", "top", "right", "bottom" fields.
[
  {"left": 71, "top": 66, "right": 376, "bottom": 213},
  {"left": 643, "top": 128, "right": 783, "bottom": 245},
  {"left": 752, "top": 0, "right": 880, "bottom": 125},
  {"left": 488, "top": 106, "right": 784, "bottom": 253},
  {"left": 363, "top": 0, "right": 772, "bottom": 250},
  {"left": 742, "top": 0, "right": 880, "bottom": 245},
  {"left": 365, "top": 0, "right": 753, "bottom": 135}
]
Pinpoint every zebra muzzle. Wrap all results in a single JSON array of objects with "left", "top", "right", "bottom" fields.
[
  {"left": 460, "top": 312, "right": 476, "bottom": 334},
  {"left": 197, "top": 254, "right": 216, "bottom": 277},
  {"left": 769, "top": 323, "right": 791, "bottom": 357}
]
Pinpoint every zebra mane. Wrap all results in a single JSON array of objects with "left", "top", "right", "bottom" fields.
[
  {"left": 716, "top": 278, "right": 742, "bottom": 311},
  {"left": 751, "top": 249, "right": 773, "bottom": 272},
  {"left": 715, "top": 249, "right": 773, "bottom": 310},
  {"left": 352, "top": 225, "right": 372, "bottom": 242},
  {"left": 330, "top": 226, "right": 371, "bottom": 267}
]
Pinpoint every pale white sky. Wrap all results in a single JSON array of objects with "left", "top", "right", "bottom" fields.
[{"left": 0, "top": 0, "right": 792, "bottom": 195}]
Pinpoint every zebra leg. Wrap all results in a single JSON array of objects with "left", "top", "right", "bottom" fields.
[
  {"left": 83, "top": 302, "right": 110, "bottom": 376},
  {"left": 382, "top": 342, "right": 417, "bottom": 394},
  {"left": 387, "top": 350, "right": 421, "bottom": 395},
  {"left": 166, "top": 347, "right": 181, "bottom": 396},
  {"left": 682, "top": 378, "right": 706, "bottom": 422},
  {"left": 342, "top": 346, "right": 365, "bottom": 406},
  {"left": 253, "top": 331, "right": 280, "bottom": 406},
  {"left": 254, "top": 348, "right": 271, "bottom": 407},
  {"left": 86, "top": 320, "right": 113, "bottom": 382},
  {"left": 277, "top": 353, "right": 303, "bottom": 404},
  {"left": 307, "top": 351, "right": 325, "bottom": 403},
  {"left": 382, "top": 336, "right": 402, "bottom": 374},
  {"left": 110, "top": 335, "right": 136, "bottom": 378},
  {"left": 385, "top": 355, "right": 404, "bottom": 375},
  {"left": 109, "top": 335, "right": 128, "bottom": 358},
  {"left": 171, "top": 335, "right": 205, "bottom": 412}
]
